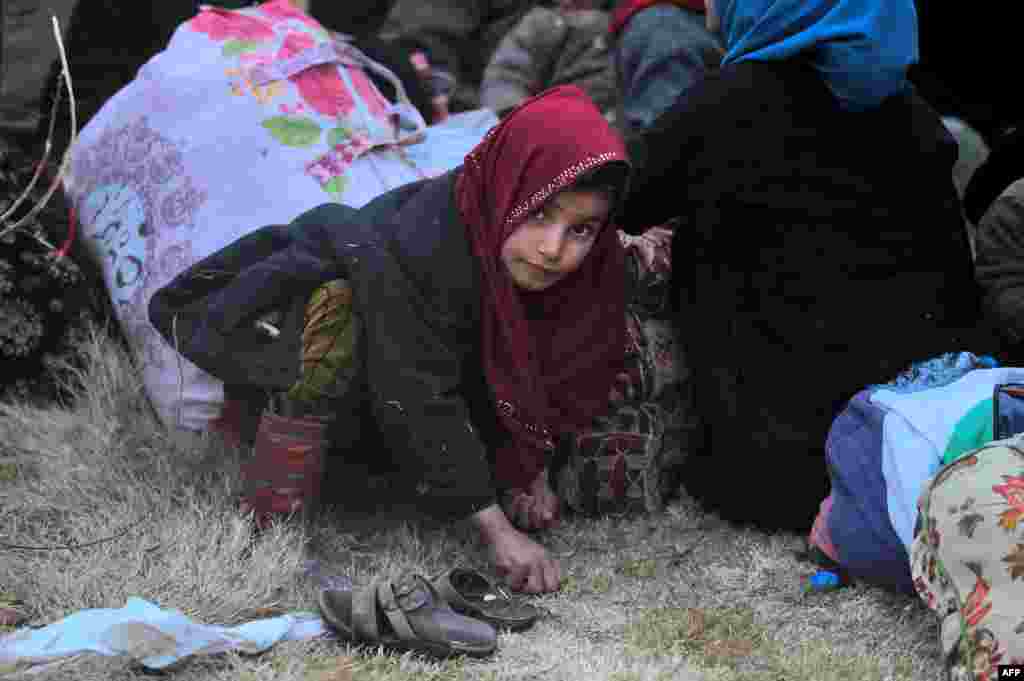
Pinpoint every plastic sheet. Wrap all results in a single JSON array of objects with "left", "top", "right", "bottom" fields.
[{"left": 0, "top": 597, "right": 327, "bottom": 672}]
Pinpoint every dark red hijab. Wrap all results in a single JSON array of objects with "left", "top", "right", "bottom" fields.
[{"left": 455, "top": 85, "right": 630, "bottom": 490}]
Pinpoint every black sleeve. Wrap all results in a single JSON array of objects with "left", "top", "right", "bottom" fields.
[
  {"left": 148, "top": 203, "right": 359, "bottom": 389},
  {"left": 617, "top": 74, "right": 716, "bottom": 234},
  {"left": 354, "top": 235, "right": 497, "bottom": 521}
]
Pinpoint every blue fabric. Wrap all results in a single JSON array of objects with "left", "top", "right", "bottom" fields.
[
  {"left": 868, "top": 352, "right": 985, "bottom": 396},
  {"left": 715, "top": 0, "right": 917, "bottom": 111},
  {"left": 827, "top": 391, "right": 914, "bottom": 594},
  {"left": 615, "top": 4, "right": 723, "bottom": 133},
  {"left": 0, "top": 597, "right": 326, "bottom": 671}
]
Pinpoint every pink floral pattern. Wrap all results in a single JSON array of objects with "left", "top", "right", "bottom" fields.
[
  {"left": 184, "top": 1, "right": 405, "bottom": 197},
  {"left": 349, "top": 69, "right": 391, "bottom": 122},
  {"left": 258, "top": 0, "right": 322, "bottom": 29},
  {"left": 189, "top": 8, "right": 275, "bottom": 42},
  {"left": 277, "top": 30, "right": 314, "bottom": 58},
  {"left": 275, "top": 32, "right": 354, "bottom": 119},
  {"left": 306, "top": 136, "right": 371, "bottom": 187},
  {"left": 993, "top": 474, "right": 1024, "bottom": 531},
  {"left": 293, "top": 64, "right": 353, "bottom": 118}
]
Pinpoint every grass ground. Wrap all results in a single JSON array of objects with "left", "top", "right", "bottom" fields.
[{"left": 1, "top": 326, "right": 942, "bottom": 680}]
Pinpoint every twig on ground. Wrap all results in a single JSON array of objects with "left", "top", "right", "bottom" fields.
[
  {"left": 665, "top": 534, "right": 706, "bottom": 565},
  {"left": 0, "top": 516, "right": 146, "bottom": 552},
  {"left": 506, "top": 660, "right": 562, "bottom": 678}
]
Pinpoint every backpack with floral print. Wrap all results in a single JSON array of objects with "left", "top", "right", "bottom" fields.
[{"left": 912, "top": 435, "right": 1024, "bottom": 681}]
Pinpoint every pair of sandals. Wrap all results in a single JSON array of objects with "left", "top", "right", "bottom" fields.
[{"left": 317, "top": 568, "right": 541, "bottom": 658}]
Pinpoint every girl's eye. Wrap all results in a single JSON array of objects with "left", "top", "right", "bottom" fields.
[
  {"left": 571, "top": 223, "right": 597, "bottom": 238},
  {"left": 532, "top": 208, "right": 548, "bottom": 222}
]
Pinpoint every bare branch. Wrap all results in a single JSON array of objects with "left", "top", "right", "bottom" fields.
[{"left": 0, "top": 15, "right": 78, "bottom": 248}]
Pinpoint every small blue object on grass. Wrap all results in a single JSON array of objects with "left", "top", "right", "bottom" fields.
[{"left": 802, "top": 570, "right": 849, "bottom": 593}]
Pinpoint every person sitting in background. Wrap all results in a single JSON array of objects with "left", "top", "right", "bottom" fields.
[
  {"left": 617, "top": 0, "right": 999, "bottom": 531},
  {"left": 609, "top": 0, "right": 721, "bottom": 145},
  {"left": 975, "top": 176, "right": 1024, "bottom": 363},
  {"left": 380, "top": 0, "right": 538, "bottom": 115},
  {"left": 380, "top": 0, "right": 618, "bottom": 115},
  {"left": 479, "top": 1, "right": 618, "bottom": 121},
  {"left": 965, "top": 126, "right": 1024, "bottom": 237}
]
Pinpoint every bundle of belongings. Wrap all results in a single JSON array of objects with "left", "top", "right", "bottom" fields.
[
  {"left": 809, "top": 352, "right": 1024, "bottom": 679},
  {"left": 61, "top": 0, "right": 499, "bottom": 432}
]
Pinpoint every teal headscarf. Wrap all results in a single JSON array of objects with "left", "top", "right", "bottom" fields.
[{"left": 716, "top": 0, "right": 918, "bottom": 111}]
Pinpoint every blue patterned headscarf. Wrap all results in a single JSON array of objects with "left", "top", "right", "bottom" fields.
[{"left": 716, "top": 0, "right": 918, "bottom": 111}]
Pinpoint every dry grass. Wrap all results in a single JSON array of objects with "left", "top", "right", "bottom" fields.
[{"left": 1, "top": 326, "right": 942, "bottom": 680}]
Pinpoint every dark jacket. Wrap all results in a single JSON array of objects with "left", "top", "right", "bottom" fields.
[
  {"left": 620, "top": 61, "right": 996, "bottom": 531},
  {"left": 381, "top": 0, "right": 618, "bottom": 113},
  {"left": 149, "top": 172, "right": 502, "bottom": 521},
  {"left": 975, "top": 179, "right": 1024, "bottom": 357},
  {"left": 480, "top": 7, "right": 617, "bottom": 118},
  {"left": 382, "top": 0, "right": 537, "bottom": 112}
]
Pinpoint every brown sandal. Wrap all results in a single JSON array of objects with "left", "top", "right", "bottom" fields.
[
  {"left": 432, "top": 568, "right": 541, "bottom": 631},
  {"left": 318, "top": 575, "right": 497, "bottom": 658}
]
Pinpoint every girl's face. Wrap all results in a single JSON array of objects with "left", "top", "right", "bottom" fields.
[{"left": 500, "top": 189, "right": 611, "bottom": 291}]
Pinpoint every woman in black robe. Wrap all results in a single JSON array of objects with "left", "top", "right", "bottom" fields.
[{"left": 618, "top": 0, "right": 999, "bottom": 531}]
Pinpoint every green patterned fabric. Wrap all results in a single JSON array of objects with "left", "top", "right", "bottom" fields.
[{"left": 286, "top": 279, "right": 359, "bottom": 409}]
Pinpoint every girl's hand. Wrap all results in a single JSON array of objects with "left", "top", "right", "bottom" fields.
[
  {"left": 503, "top": 468, "right": 561, "bottom": 531},
  {"left": 471, "top": 504, "right": 561, "bottom": 593}
]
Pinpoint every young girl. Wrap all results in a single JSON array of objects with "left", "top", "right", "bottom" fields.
[{"left": 150, "top": 86, "right": 683, "bottom": 594}]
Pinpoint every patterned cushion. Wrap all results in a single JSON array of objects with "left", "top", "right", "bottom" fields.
[
  {"left": 556, "top": 228, "right": 696, "bottom": 515},
  {"left": 557, "top": 402, "right": 666, "bottom": 515},
  {"left": 912, "top": 435, "right": 1024, "bottom": 680}
]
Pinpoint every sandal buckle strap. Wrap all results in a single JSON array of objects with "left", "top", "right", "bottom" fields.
[
  {"left": 351, "top": 579, "right": 381, "bottom": 642},
  {"left": 377, "top": 581, "right": 420, "bottom": 643},
  {"left": 386, "top": 575, "right": 431, "bottom": 612}
]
